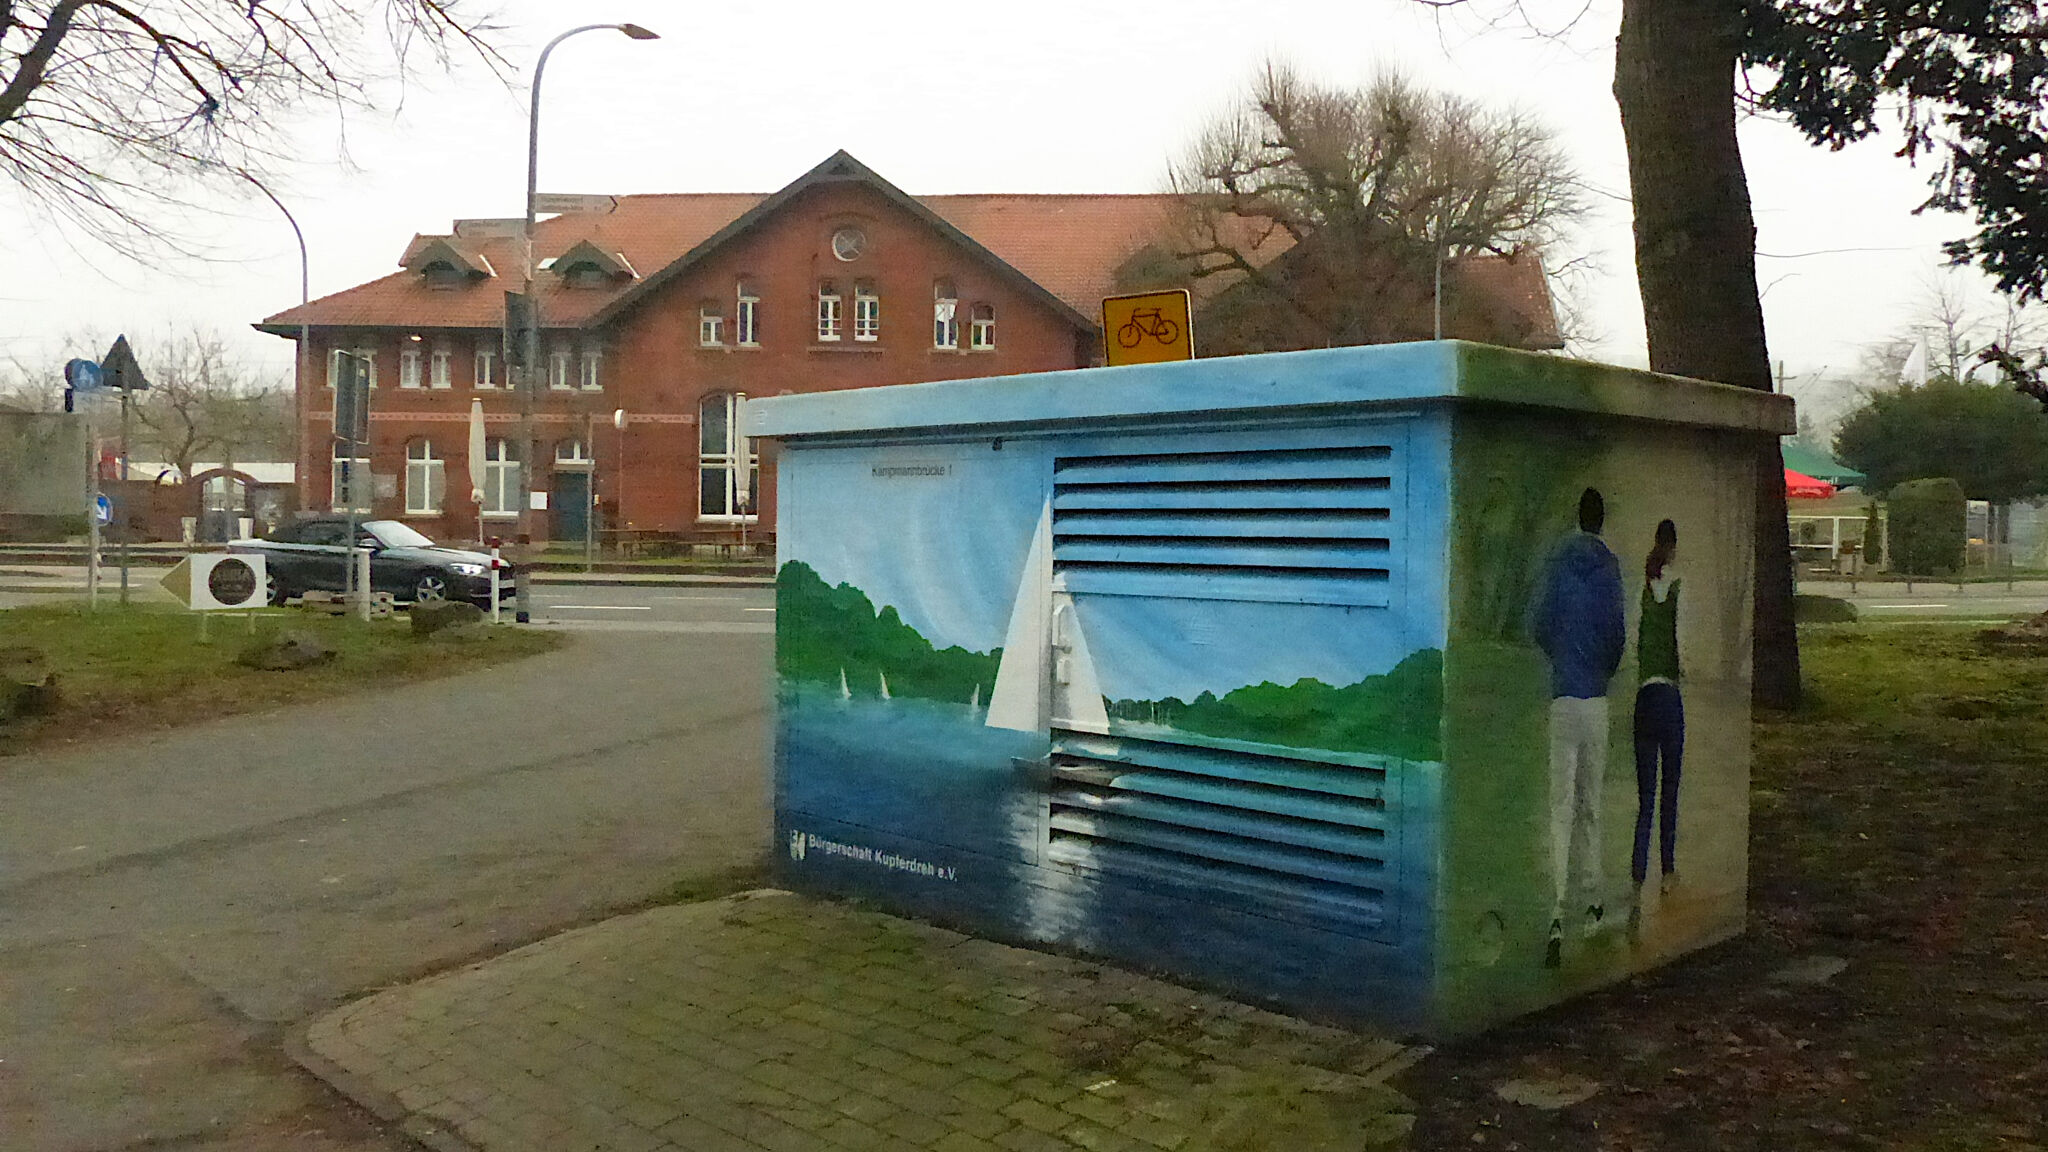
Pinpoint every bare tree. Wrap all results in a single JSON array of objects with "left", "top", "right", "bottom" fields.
[
  {"left": 1134, "top": 64, "right": 1582, "bottom": 354},
  {"left": 0, "top": 2, "right": 501, "bottom": 251},
  {"left": 127, "top": 329, "right": 291, "bottom": 481}
]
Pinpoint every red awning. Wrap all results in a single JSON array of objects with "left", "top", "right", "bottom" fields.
[{"left": 1786, "top": 468, "right": 1836, "bottom": 499}]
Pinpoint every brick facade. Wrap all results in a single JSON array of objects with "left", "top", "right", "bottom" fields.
[{"left": 261, "top": 151, "right": 1561, "bottom": 547}]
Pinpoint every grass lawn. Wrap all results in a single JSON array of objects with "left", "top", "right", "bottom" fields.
[
  {"left": 0, "top": 603, "right": 563, "bottom": 756},
  {"left": 1408, "top": 623, "right": 2048, "bottom": 1151}
]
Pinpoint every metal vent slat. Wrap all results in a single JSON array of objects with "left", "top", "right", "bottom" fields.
[
  {"left": 1050, "top": 787, "right": 1385, "bottom": 857},
  {"left": 1048, "top": 730, "right": 1396, "bottom": 941},
  {"left": 1054, "top": 730, "right": 1388, "bottom": 794},
  {"left": 1050, "top": 763, "right": 1385, "bottom": 828},
  {"left": 1053, "top": 482, "right": 1391, "bottom": 512},
  {"left": 1053, "top": 511, "right": 1390, "bottom": 539},
  {"left": 1051, "top": 443, "right": 1398, "bottom": 607},
  {"left": 1043, "top": 838, "right": 1385, "bottom": 928},
  {"left": 1048, "top": 811, "right": 1385, "bottom": 889}
]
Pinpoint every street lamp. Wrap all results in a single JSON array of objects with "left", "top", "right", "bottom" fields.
[{"left": 514, "top": 22, "right": 659, "bottom": 621}]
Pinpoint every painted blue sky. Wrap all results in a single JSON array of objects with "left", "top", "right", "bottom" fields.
[
  {"left": 781, "top": 443, "right": 1044, "bottom": 654},
  {"left": 1076, "top": 596, "right": 1433, "bottom": 704}
]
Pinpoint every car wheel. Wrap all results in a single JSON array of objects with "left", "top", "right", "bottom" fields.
[
  {"left": 414, "top": 574, "right": 449, "bottom": 603},
  {"left": 266, "top": 573, "right": 293, "bottom": 606}
]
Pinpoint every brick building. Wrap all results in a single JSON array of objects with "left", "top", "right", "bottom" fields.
[{"left": 257, "top": 151, "right": 1560, "bottom": 547}]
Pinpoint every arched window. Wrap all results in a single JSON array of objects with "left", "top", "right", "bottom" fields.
[
  {"left": 332, "top": 440, "right": 371, "bottom": 513},
  {"left": 482, "top": 438, "right": 521, "bottom": 518},
  {"left": 699, "top": 392, "right": 758, "bottom": 522},
  {"left": 933, "top": 279, "right": 958, "bottom": 349},
  {"left": 816, "top": 280, "right": 842, "bottom": 342},
  {"left": 970, "top": 303, "right": 996, "bottom": 350},
  {"left": 405, "top": 440, "right": 445, "bottom": 515}
]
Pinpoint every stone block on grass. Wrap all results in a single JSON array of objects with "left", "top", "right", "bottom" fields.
[{"left": 411, "top": 600, "right": 484, "bottom": 637}]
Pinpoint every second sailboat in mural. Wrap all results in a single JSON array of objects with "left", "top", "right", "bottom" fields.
[{"left": 986, "top": 498, "right": 1110, "bottom": 735}]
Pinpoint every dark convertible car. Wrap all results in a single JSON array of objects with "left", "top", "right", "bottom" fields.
[{"left": 231, "top": 517, "right": 514, "bottom": 607}]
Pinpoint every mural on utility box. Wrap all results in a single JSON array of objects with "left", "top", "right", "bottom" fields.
[{"left": 764, "top": 340, "right": 1779, "bottom": 1037}]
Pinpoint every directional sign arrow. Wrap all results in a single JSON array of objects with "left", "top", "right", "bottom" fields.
[
  {"left": 159, "top": 555, "right": 194, "bottom": 607},
  {"left": 533, "top": 192, "right": 618, "bottom": 215}
]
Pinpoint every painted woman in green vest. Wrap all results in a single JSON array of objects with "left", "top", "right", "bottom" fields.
[{"left": 1631, "top": 519, "right": 1684, "bottom": 926}]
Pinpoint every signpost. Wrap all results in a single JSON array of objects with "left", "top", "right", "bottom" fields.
[
  {"left": 1101, "top": 290, "right": 1195, "bottom": 367},
  {"left": 332, "top": 352, "right": 372, "bottom": 621},
  {"left": 99, "top": 335, "right": 152, "bottom": 605},
  {"left": 64, "top": 357, "right": 110, "bottom": 609}
]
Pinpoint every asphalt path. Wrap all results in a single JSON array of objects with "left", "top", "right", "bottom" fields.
[
  {"left": 0, "top": 627, "right": 771, "bottom": 1152},
  {"left": 1804, "top": 579, "right": 2048, "bottom": 620}
]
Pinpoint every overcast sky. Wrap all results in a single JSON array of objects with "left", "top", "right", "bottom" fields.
[{"left": 0, "top": 0, "right": 2013, "bottom": 395}]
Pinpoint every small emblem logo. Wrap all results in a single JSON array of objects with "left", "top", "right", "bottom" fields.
[{"left": 788, "top": 830, "right": 807, "bottom": 861}]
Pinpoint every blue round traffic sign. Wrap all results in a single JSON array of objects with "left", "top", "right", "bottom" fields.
[
  {"left": 94, "top": 494, "right": 112, "bottom": 524},
  {"left": 65, "top": 358, "right": 104, "bottom": 391}
]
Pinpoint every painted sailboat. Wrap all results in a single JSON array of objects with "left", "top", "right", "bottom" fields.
[
  {"left": 878, "top": 670, "right": 891, "bottom": 701},
  {"left": 969, "top": 683, "right": 981, "bottom": 712},
  {"left": 838, "top": 668, "right": 851, "bottom": 701},
  {"left": 987, "top": 499, "right": 1053, "bottom": 732}
]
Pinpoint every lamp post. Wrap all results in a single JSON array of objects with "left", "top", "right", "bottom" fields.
[
  {"left": 239, "top": 170, "right": 310, "bottom": 536},
  {"left": 513, "top": 22, "right": 658, "bottom": 623}
]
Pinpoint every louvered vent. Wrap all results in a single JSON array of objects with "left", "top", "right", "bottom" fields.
[
  {"left": 1051, "top": 445, "right": 1397, "bottom": 606},
  {"left": 1046, "top": 729, "right": 1395, "bottom": 937}
]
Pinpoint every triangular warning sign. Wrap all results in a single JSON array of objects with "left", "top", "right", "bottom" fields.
[{"left": 100, "top": 335, "right": 151, "bottom": 392}]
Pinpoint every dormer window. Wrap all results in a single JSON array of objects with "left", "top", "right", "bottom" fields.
[
  {"left": 402, "top": 237, "right": 494, "bottom": 283},
  {"left": 423, "top": 261, "right": 466, "bottom": 288},
  {"left": 550, "top": 240, "right": 636, "bottom": 288}
]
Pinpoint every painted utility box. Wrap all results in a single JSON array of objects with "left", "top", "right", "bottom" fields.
[{"left": 750, "top": 341, "right": 1793, "bottom": 1037}]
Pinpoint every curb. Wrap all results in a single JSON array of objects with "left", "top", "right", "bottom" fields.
[
  {"left": 284, "top": 1029, "right": 480, "bottom": 1152},
  {"left": 529, "top": 573, "right": 774, "bottom": 588}
]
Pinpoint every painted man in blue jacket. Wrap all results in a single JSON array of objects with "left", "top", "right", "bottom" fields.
[{"left": 1531, "top": 487, "right": 1627, "bottom": 965}]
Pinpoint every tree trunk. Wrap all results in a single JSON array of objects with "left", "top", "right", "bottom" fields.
[{"left": 1614, "top": 0, "right": 1801, "bottom": 708}]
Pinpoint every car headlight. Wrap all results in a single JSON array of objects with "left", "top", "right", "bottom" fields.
[{"left": 450, "top": 563, "right": 487, "bottom": 576}]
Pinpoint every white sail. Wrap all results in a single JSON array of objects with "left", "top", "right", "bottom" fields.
[
  {"left": 1052, "top": 596, "right": 1111, "bottom": 733},
  {"left": 986, "top": 498, "right": 1053, "bottom": 732},
  {"left": 839, "top": 668, "right": 851, "bottom": 700},
  {"left": 878, "top": 669, "right": 891, "bottom": 701},
  {"left": 970, "top": 683, "right": 980, "bottom": 711}
]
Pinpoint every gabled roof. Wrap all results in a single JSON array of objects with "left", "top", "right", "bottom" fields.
[
  {"left": 582, "top": 151, "right": 1094, "bottom": 332},
  {"left": 401, "top": 236, "right": 495, "bottom": 278},
  {"left": 254, "top": 150, "right": 1560, "bottom": 349}
]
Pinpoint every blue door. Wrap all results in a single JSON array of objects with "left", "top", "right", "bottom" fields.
[{"left": 552, "top": 471, "right": 589, "bottom": 543}]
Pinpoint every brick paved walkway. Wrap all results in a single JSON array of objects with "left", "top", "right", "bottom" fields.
[{"left": 301, "top": 890, "right": 1422, "bottom": 1152}]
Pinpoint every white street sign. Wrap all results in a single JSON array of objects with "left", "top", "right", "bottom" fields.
[
  {"left": 160, "top": 553, "right": 268, "bottom": 611},
  {"left": 533, "top": 193, "right": 618, "bottom": 215}
]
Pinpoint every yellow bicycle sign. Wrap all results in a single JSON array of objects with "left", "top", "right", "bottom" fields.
[{"left": 1101, "top": 290, "right": 1194, "bottom": 366}]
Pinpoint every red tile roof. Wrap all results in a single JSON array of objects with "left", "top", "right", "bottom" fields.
[{"left": 259, "top": 169, "right": 1558, "bottom": 348}]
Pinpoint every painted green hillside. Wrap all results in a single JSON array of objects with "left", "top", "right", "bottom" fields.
[
  {"left": 777, "top": 561, "right": 1001, "bottom": 705},
  {"left": 1106, "top": 648, "right": 1444, "bottom": 761}
]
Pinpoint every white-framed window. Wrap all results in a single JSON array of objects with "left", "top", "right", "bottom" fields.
[
  {"left": 328, "top": 348, "right": 376, "bottom": 388},
  {"left": 699, "top": 392, "right": 758, "bottom": 522},
  {"left": 331, "top": 442, "right": 372, "bottom": 512},
  {"left": 970, "top": 303, "right": 996, "bottom": 350},
  {"left": 579, "top": 350, "right": 602, "bottom": 391},
  {"left": 430, "top": 345, "right": 453, "bottom": 389},
  {"left": 405, "top": 439, "right": 445, "bottom": 515},
  {"left": 736, "top": 282, "right": 760, "bottom": 346},
  {"left": 474, "top": 346, "right": 497, "bottom": 389},
  {"left": 549, "top": 347, "right": 572, "bottom": 391},
  {"left": 399, "top": 346, "right": 423, "bottom": 389},
  {"left": 700, "top": 308, "right": 725, "bottom": 347},
  {"left": 481, "top": 438, "right": 521, "bottom": 518},
  {"left": 854, "top": 283, "right": 880, "bottom": 342},
  {"left": 555, "top": 439, "right": 591, "bottom": 464},
  {"left": 816, "top": 282, "right": 842, "bottom": 342},
  {"left": 934, "top": 280, "right": 958, "bottom": 349}
]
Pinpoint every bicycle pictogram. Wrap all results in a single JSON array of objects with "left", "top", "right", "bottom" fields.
[{"left": 1116, "top": 307, "right": 1182, "bottom": 349}]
